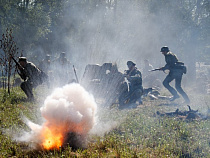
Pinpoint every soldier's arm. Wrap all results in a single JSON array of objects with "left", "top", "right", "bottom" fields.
[
  {"left": 18, "top": 69, "right": 27, "bottom": 81},
  {"left": 127, "top": 71, "right": 142, "bottom": 81},
  {"left": 25, "top": 63, "right": 40, "bottom": 81},
  {"left": 161, "top": 64, "right": 169, "bottom": 71}
]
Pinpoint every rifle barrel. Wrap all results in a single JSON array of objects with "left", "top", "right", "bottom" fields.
[
  {"left": 73, "top": 65, "right": 79, "bottom": 83},
  {"left": 148, "top": 68, "right": 161, "bottom": 72}
]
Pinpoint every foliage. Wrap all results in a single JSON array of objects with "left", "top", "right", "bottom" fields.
[
  {"left": 0, "top": 29, "right": 20, "bottom": 94},
  {"left": 0, "top": 0, "right": 52, "bottom": 50}
]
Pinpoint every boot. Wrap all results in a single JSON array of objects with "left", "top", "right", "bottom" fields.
[{"left": 169, "top": 95, "right": 180, "bottom": 101}]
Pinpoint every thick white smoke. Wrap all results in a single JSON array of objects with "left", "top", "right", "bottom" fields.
[{"left": 16, "top": 83, "right": 97, "bottom": 149}]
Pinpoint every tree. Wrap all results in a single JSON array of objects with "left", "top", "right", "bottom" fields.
[{"left": 0, "top": 29, "right": 20, "bottom": 94}]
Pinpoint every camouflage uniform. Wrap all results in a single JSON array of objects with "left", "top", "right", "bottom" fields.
[
  {"left": 19, "top": 59, "right": 43, "bottom": 100},
  {"left": 162, "top": 52, "right": 190, "bottom": 103},
  {"left": 119, "top": 62, "right": 143, "bottom": 106}
]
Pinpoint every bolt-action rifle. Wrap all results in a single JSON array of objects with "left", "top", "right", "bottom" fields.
[{"left": 10, "top": 56, "right": 27, "bottom": 80}]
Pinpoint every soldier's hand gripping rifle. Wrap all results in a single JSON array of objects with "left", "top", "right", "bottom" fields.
[{"left": 10, "top": 56, "right": 27, "bottom": 81}]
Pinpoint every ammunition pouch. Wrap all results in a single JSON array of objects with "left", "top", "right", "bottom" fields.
[
  {"left": 174, "top": 64, "right": 187, "bottom": 74},
  {"left": 173, "top": 62, "right": 186, "bottom": 74},
  {"left": 182, "top": 65, "right": 187, "bottom": 74}
]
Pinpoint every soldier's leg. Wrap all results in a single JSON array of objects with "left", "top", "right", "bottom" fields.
[
  {"left": 175, "top": 75, "right": 190, "bottom": 103},
  {"left": 119, "top": 91, "right": 129, "bottom": 106},
  {"left": 20, "top": 82, "right": 34, "bottom": 100},
  {"left": 163, "top": 75, "right": 179, "bottom": 98},
  {"left": 132, "top": 88, "right": 143, "bottom": 104}
]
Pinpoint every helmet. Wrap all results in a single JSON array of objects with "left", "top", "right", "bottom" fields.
[
  {"left": 127, "top": 61, "right": 136, "bottom": 66},
  {"left": 59, "top": 52, "right": 66, "bottom": 58},
  {"left": 160, "top": 46, "right": 170, "bottom": 52},
  {"left": 45, "top": 54, "right": 51, "bottom": 59}
]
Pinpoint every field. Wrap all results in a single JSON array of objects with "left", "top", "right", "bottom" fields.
[{"left": 0, "top": 85, "right": 210, "bottom": 158}]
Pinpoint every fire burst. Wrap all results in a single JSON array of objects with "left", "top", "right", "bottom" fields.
[
  {"left": 26, "top": 83, "right": 97, "bottom": 150},
  {"left": 41, "top": 126, "right": 63, "bottom": 150}
]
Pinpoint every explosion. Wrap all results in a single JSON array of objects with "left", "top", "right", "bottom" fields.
[
  {"left": 18, "top": 83, "right": 97, "bottom": 150},
  {"left": 41, "top": 125, "right": 63, "bottom": 150}
]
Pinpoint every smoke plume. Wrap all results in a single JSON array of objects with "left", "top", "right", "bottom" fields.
[{"left": 16, "top": 83, "right": 97, "bottom": 149}]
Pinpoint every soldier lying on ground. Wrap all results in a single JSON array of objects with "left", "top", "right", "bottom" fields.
[{"left": 156, "top": 105, "right": 208, "bottom": 120}]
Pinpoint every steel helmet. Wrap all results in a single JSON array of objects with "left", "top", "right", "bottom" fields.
[
  {"left": 127, "top": 61, "right": 136, "bottom": 66},
  {"left": 160, "top": 46, "right": 170, "bottom": 52}
]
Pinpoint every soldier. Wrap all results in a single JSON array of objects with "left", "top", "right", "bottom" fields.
[
  {"left": 39, "top": 54, "right": 51, "bottom": 74},
  {"left": 18, "top": 57, "right": 44, "bottom": 101},
  {"left": 52, "top": 52, "right": 73, "bottom": 87},
  {"left": 160, "top": 46, "right": 190, "bottom": 103},
  {"left": 118, "top": 61, "right": 143, "bottom": 108}
]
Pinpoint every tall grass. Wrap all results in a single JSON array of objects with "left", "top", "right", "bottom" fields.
[{"left": 0, "top": 87, "right": 210, "bottom": 157}]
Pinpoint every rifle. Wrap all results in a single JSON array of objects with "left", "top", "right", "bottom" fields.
[
  {"left": 10, "top": 56, "right": 27, "bottom": 80},
  {"left": 148, "top": 68, "right": 162, "bottom": 72},
  {"left": 73, "top": 65, "right": 79, "bottom": 83}
]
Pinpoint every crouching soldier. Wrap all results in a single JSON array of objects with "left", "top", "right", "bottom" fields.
[
  {"left": 18, "top": 57, "right": 46, "bottom": 101},
  {"left": 118, "top": 61, "right": 143, "bottom": 109}
]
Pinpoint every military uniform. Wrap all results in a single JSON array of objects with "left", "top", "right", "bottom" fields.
[
  {"left": 119, "top": 61, "right": 143, "bottom": 107},
  {"left": 125, "top": 68, "right": 143, "bottom": 93},
  {"left": 52, "top": 52, "right": 74, "bottom": 87},
  {"left": 162, "top": 50, "right": 190, "bottom": 103},
  {"left": 39, "top": 54, "right": 51, "bottom": 73},
  {"left": 18, "top": 57, "right": 43, "bottom": 100}
]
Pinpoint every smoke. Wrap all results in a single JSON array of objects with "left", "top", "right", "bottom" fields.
[
  {"left": 37, "top": 0, "right": 196, "bottom": 87},
  {"left": 23, "top": 1, "right": 200, "bottom": 89},
  {"left": 60, "top": 1, "right": 188, "bottom": 67},
  {"left": 15, "top": 83, "right": 98, "bottom": 149}
]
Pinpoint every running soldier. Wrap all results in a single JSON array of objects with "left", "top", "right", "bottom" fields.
[
  {"left": 160, "top": 46, "right": 190, "bottom": 103},
  {"left": 39, "top": 54, "right": 51, "bottom": 74}
]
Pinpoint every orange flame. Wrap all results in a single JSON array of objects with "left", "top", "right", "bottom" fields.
[
  {"left": 40, "top": 120, "right": 93, "bottom": 150},
  {"left": 41, "top": 126, "right": 64, "bottom": 150}
]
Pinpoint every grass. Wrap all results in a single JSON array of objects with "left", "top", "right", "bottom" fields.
[{"left": 0, "top": 86, "right": 210, "bottom": 157}]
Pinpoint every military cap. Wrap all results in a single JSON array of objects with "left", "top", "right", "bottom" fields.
[
  {"left": 160, "top": 46, "right": 170, "bottom": 52},
  {"left": 127, "top": 61, "right": 136, "bottom": 66},
  {"left": 18, "top": 57, "right": 27, "bottom": 62}
]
